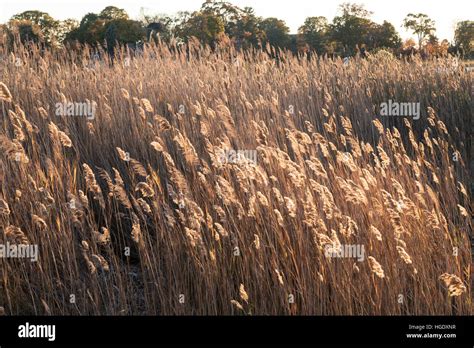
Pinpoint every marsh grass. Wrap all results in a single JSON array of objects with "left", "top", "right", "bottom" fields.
[{"left": 0, "top": 42, "right": 472, "bottom": 315}]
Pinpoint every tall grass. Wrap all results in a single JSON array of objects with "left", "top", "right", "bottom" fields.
[{"left": 0, "top": 42, "right": 472, "bottom": 315}]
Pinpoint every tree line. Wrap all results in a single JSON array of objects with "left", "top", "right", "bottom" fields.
[{"left": 0, "top": 0, "right": 472, "bottom": 58}]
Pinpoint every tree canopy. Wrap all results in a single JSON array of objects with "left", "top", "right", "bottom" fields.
[
  {"left": 260, "top": 17, "right": 290, "bottom": 49},
  {"left": 1, "top": 1, "right": 467, "bottom": 59},
  {"left": 454, "top": 20, "right": 474, "bottom": 58},
  {"left": 65, "top": 8, "right": 145, "bottom": 46},
  {"left": 403, "top": 13, "right": 436, "bottom": 49}
]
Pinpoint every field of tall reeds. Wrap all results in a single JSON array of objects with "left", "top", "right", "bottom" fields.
[{"left": 0, "top": 42, "right": 472, "bottom": 315}]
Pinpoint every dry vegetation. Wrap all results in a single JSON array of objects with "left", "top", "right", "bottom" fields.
[{"left": 0, "top": 42, "right": 472, "bottom": 315}]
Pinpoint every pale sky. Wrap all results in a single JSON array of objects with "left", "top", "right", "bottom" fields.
[{"left": 1, "top": 0, "right": 472, "bottom": 41}]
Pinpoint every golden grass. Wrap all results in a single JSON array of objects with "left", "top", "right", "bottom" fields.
[{"left": 0, "top": 43, "right": 472, "bottom": 315}]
